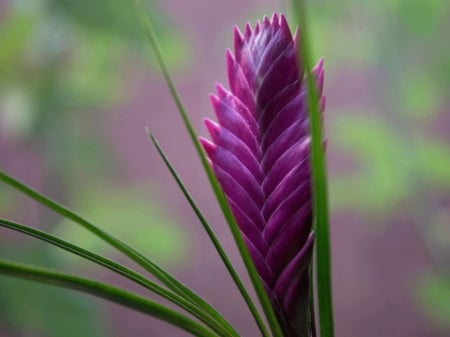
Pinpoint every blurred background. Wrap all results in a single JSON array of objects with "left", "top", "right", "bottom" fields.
[{"left": 0, "top": 0, "right": 449, "bottom": 336}]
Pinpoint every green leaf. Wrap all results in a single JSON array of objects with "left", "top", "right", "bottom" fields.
[
  {"left": 0, "top": 260, "right": 217, "bottom": 337},
  {"left": 291, "top": 1, "right": 335, "bottom": 337},
  {"left": 0, "top": 218, "right": 236, "bottom": 337},
  {"left": 150, "top": 134, "right": 264, "bottom": 337},
  {"left": 0, "top": 171, "right": 232, "bottom": 335},
  {"left": 134, "top": 2, "right": 281, "bottom": 336},
  {"left": 0, "top": 184, "right": 15, "bottom": 214}
]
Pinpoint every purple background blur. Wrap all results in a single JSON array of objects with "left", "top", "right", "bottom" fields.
[{"left": 0, "top": 0, "right": 449, "bottom": 336}]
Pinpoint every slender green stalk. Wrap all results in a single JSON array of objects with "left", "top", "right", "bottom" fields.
[
  {"left": 0, "top": 260, "right": 217, "bottom": 337},
  {"left": 150, "top": 134, "right": 270, "bottom": 337},
  {"left": 291, "top": 1, "right": 335, "bottom": 337},
  {"left": 0, "top": 218, "right": 237, "bottom": 337},
  {"left": 134, "top": 2, "right": 283, "bottom": 336},
  {"left": 0, "top": 171, "right": 234, "bottom": 335}
]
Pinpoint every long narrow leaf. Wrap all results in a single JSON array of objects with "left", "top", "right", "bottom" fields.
[
  {"left": 0, "top": 218, "right": 237, "bottom": 337},
  {"left": 134, "top": 2, "right": 283, "bottom": 336},
  {"left": 150, "top": 134, "right": 269, "bottom": 337},
  {"left": 291, "top": 1, "right": 335, "bottom": 337},
  {"left": 0, "top": 260, "right": 217, "bottom": 337},
  {"left": 0, "top": 171, "right": 234, "bottom": 335}
]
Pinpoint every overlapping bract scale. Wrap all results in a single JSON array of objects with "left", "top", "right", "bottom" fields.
[{"left": 200, "top": 13, "right": 325, "bottom": 337}]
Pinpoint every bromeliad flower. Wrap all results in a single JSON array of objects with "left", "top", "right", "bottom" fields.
[{"left": 200, "top": 14, "right": 325, "bottom": 337}]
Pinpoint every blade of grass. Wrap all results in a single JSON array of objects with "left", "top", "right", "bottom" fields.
[
  {"left": 0, "top": 218, "right": 237, "bottom": 337},
  {"left": 149, "top": 133, "right": 270, "bottom": 337},
  {"left": 0, "top": 171, "right": 234, "bottom": 334},
  {"left": 291, "top": 1, "right": 335, "bottom": 337},
  {"left": 134, "top": 2, "right": 284, "bottom": 336},
  {"left": 0, "top": 260, "right": 217, "bottom": 337}
]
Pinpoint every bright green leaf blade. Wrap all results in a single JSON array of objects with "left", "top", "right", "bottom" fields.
[
  {"left": 150, "top": 134, "right": 268, "bottom": 337},
  {"left": 0, "top": 171, "right": 230, "bottom": 331},
  {"left": 0, "top": 218, "right": 233, "bottom": 337},
  {"left": 0, "top": 260, "right": 217, "bottom": 337},
  {"left": 291, "top": 1, "right": 335, "bottom": 337},
  {"left": 134, "top": 2, "right": 283, "bottom": 336}
]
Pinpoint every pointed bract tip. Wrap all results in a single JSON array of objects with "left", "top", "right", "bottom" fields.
[
  {"left": 199, "top": 136, "right": 217, "bottom": 157},
  {"left": 226, "top": 48, "right": 236, "bottom": 66},
  {"left": 279, "top": 13, "right": 289, "bottom": 27},
  {"left": 313, "top": 57, "right": 324, "bottom": 74},
  {"left": 225, "top": 49, "right": 240, "bottom": 85},
  {"left": 233, "top": 25, "right": 243, "bottom": 40},
  {"left": 244, "top": 22, "right": 252, "bottom": 38},
  {"left": 278, "top": 13, "right": 292, "bottom": 38},
  {"left": 254, "top": 20, "right": 261, "bottom": 34},
  {"left": 215, "top": 83, "right": 228, "bottom": 99},
  {"left": 209, "top": 94, "right": 222, "bottom": 117},
  {"left": 271, "top": 13, "right": 279, "bottom": 28},
  {"left": 204, "top": 118, "right": 221, "bottom": 142},
  {"left": 320, "top": 95, "right": 326, "bottom": 112},
  {"left": 311, "top": 58, "right": 325, "bottom": 95},
  {"left": 317, "top": 70, "right": 325, "bottom": 96},
  {"left": 209, "top": 93, "right": 219, "bottom": 105},
  {"left": 233, "top": 27, "right": 244, "bottom": 52}
]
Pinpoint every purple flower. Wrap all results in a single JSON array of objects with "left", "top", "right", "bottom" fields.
[{"left": 200, "top": 13, "right": 325, "bottom": 337}]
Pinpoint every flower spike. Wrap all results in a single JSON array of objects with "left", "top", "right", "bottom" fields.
[{"left": 201, "top": 13, "right": 325, "bottom": 337}]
